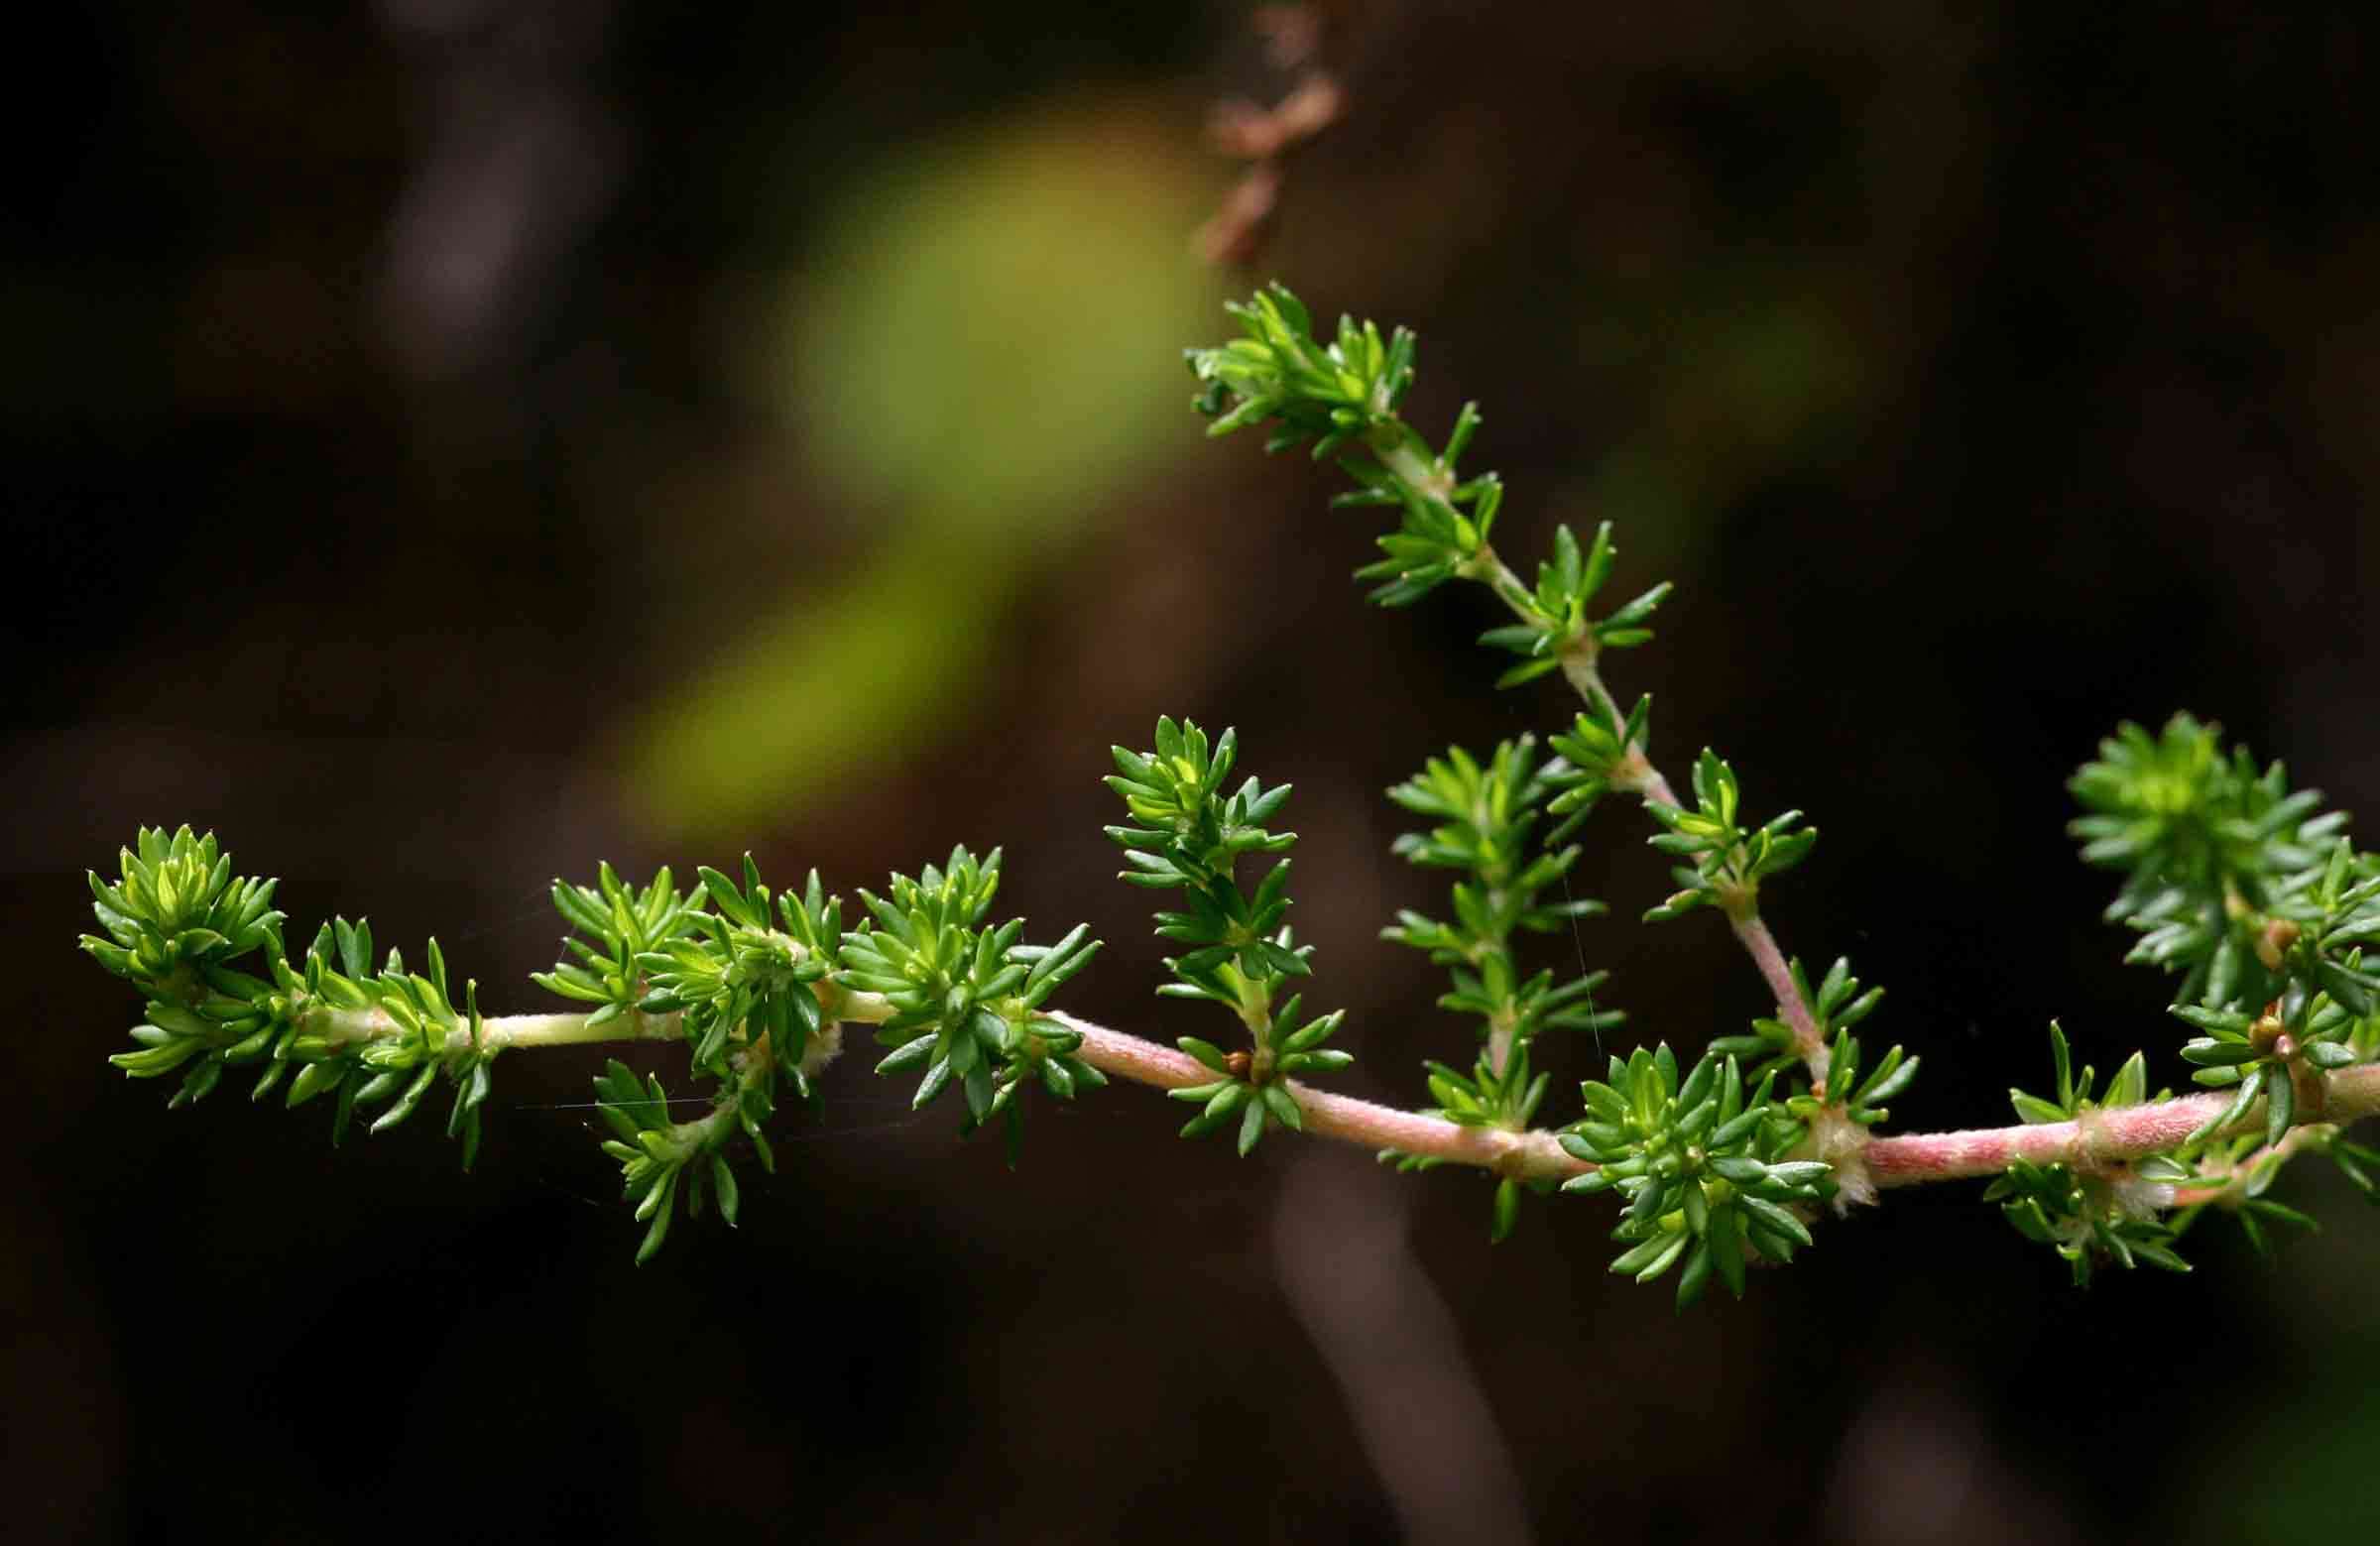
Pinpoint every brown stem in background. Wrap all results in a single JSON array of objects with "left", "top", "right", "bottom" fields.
[{"left": 1196, "top": 6, "right": 1348, "bottom": 266}]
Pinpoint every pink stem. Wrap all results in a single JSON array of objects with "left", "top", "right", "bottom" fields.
[
  {"left": 1727, "top": 911, "right": 1830, "bottom": 1079},
  {"left": 1864, "top": 1063, "right": 2380, "bottom": 1186},
  {"left": 1043, "top": 1016, "right": 2380, "bottom": 1196},
  {"left": 1046, "top": 1012, "right": 1588, "bottom": 1181}
]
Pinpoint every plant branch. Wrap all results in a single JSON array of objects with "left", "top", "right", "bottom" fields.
[
  {"left": 1042, "top": 1011, "right": 1584, "bottom": 1181},
  {"left": 1562, "top": 621, "right": 1830, "bottom": 1085},
  {"left": 1376, "top": 452, "right": 1831, "bottom": 1086},
  {"left": 1726, "top": 912, "right": 1832, "bottom": 1082},
  {"left": 1050, "top": 1015, "right": 2380, "bottom": 1206},
  {"left": 2172, "top": 1123, "right": 2335, "bottom": 1210},
  {"left": 1863, "top": 1063, "right": 2380, "bottom": 1186},
  {"left": 316, "top": 1005, "right": 683, "bottom": 1053}
]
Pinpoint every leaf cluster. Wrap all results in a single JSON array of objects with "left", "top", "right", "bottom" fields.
[
  {"left": 854, "top": 846, "right": 1106, "bottom": 1152},
  {"left": 1711, "top": 956, "right": 1914, "bottom": 1127},
  {"left": 1188, "top": 283, "right": 1496, "bottom": 610},
  {"left": 2063, "top": 716, "right": 2380, "bottom": 1254},
  {"left": 88, "top": 825, "right": 1111, "bottom": 1260},
  {"left": 536, "top": 855, "right": 832, "bottom": 1246},
  {"left": 1189, "top": 286, "right": 1675, "bottom": 669},
  {"left": 1186, "top": 282, "right": 1412, "bottom": 460},
  {"left": 592, "top": 1058, "right": 776, "bottom": 1263},
  {"left": 1542, "top": 694, "right": 1655, "bottom": 841},
  {"left": 1559, "top": 1044, "right": 1828, "bottom": 1308},
  {"left": 2149, "top": 1130, "right": 2324, "bottom": 1259},
  {"left": 1642, "top": 750, "right": 1816, "bottom": 922},
  {"left": 2071, "top": 714, "right": 2357, "bottom": 1010},
  {"left": 1987, "top": 1024, "right": 2188, "bottom": 1283},
  {"left": 87, "top": 827, "right": 499, "bottom": 1162},
  {"left": 1472, "top": 522, "right": 1670, "bottom": 689},
  {"left": 2172, "top": 986, "right": 2368, "bottom": 1147},
  {"left": 644, "top": 860, "right": 835, "bottom": 1081},
  {"left": 534, "top": 864, "right": 703, "bottom": 1028},
  {"left": 1106, "top": 717, "right": 1348, "bottom": 1154},
  {"left": 1379, "top": 736, "right": 1621, "bottom": 1236},
  {"left": 2161, "top": 839, "right": 2380, "bottom": 1154}
]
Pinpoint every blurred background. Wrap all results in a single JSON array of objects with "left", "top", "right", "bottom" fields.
[{"left": 6, "top": 1, "right": 2378, "bottom": 1540}]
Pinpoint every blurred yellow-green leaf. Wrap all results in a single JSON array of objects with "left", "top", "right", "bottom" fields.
[{"left": 630, "top": 102, "right": 1222, "bottom": 835}]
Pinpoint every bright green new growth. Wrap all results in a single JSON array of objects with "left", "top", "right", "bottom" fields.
[
  {"left": 84, "top": 826, "right": 1104, "bottom": 1262},
  {"left": 1378, "top": 737, "right": 1617, "bottom": 1240},
  {"left": 75, "top": 288, "right": 2380, "bottom": 1298},
  {"left": 851, "top": 846, "right": 1106, "bottom": 1147},
  {"left": 88, "top": 827, "right": 500, "bottom": 1158},
  {"left": 1105, "top": 715, "right": 1350, "bottom": 1155}
]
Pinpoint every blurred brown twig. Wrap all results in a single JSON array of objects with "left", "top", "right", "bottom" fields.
[{"left": 1196, "top": 5, "right": 1348, "bottom": 266}]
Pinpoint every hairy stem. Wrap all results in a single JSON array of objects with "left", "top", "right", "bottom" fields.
[
  {"left": 304, "top": 961, "right": 2380, "bottom": 1205},
  {"left": 1042, "top": 1011, "right": 1584, "bottom": 1182},
  {"left": 316, "top": 1005, "right": 682, "bottom": 1052},
  {"left": 1045, "top": 1015, "right": 2380, "bottom": 1203},
  {"left": 1726, "top": 911, "right": 1832, "bottom": 1084},
  {"left": 1484, "top": 1017, "right": 1515, "bottom": 1079},
  {"left": 1567, "top": 626, "right": 1829, "bottom": 1084},
  {"left": 1863, "top": 1063, "right": 2380, "bottom": 1185}
]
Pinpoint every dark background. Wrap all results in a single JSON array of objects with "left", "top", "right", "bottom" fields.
[{"left": 7, "top": 2, "right": 2378, "bottom": 1541}]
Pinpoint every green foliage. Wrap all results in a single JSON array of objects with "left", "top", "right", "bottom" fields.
[
  {"left": 1953, "top": 711, "right": 2380, "bottom": 1283},
  {"left": 1188, "top": 285, "right": 1873, "bottom": 1291},
  {"left": 1471, "top": 522, "right": 1671, "bottom": 688},
  {"left": 850, "top": 847, "right": 1106, "bottom": 1153},
  {"left": 2071, "top": 714, "right": 2358, "bottom": 1011},
  {"left": 87, "top": 826, "right": 500, "bottom": 1161},
  {"left": 639, "top": 860, "right": 837, "bottom": 1086},
  {"left": 1986, "top": 1023, "right": 2189, "bottom": 1284},
  {"left": 1641, "top": 749, "right": 1817, "bottom": 922},
  {"left": 84, "top": 825, "right": 288, "bottom": 1111},
  {"left": 2155, "top": 839, "right": 2380, "bottom": 1142},
  {"left": 1186, "top": 283, "right": 1413, "bottom": 461},
  {"left": 1987, "top": 1156, "right": 2190, "bottom": 1286},
  {"left": 567, "top": 853, "right": 841, "bottom": 1248},
  {"left": 2329, "top": 1132, "right": 2380, "bottom": 1203},
  {"left": 75, "top": 290, "right": 2380, "bottom": 1302},
  {"left": 81, "top": 825, "right": 285, "bottom": 986},
  {"left": 1183, "top": 284, "right": 2380, "bottom": 1291},
  {"left": 1381, "top": 738, "right": 1614, "bottom": 1045},
  {"left": 592, "top": 1058, "right": 774, "bottom": 1265},
  {"left": 2173, "top": 997, "right": 2353, "bottom": 1147},
  {"left": 1411, "top": 1042, "right": 1557, "bottom": 1141},
  {"left": 85, "top": 824, "right": 1107, "bottom": 1259},
  {"left": 2050, "top": 714, "right": 2380, "bottom": 1271},
  {"left": 1187, "top": 285, "right": 1670, "bottom": 671},
  {"left": 1697, "top": 954, "right": 1915, "bottom": 1155},
  {"left": 1106, "top": 717, "right": 1348, "bottom": 1154},
  {"left": 1711, "top": 956, "right": 1890, "bottom": 1091},
  {"left": 2153, "top": 1130, "right": 2320, "bottom": 1259},
  {"left": 1543, "top": 694, "right": 1656, "bottom": 840},
  {"left": 534, "top": 864, "right": 703, "bottom": 1025},
  {"left": 1380, "top": 736, "right": 1620, "bottom": 1237},
  {"left": 2006, "top": 1021, "right": 2161, "bottom": 1127},
  {"left": 1558, "top": 1044, "right": 1827, "bottom": 1308}
]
